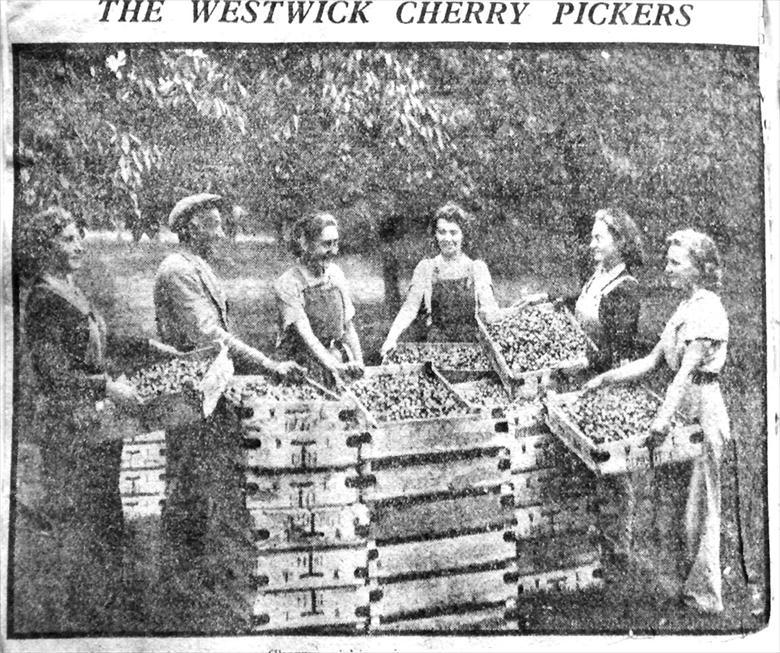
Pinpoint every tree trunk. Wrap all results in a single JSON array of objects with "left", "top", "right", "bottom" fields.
[{"left": 382, "top": 249, "right": 402, "bottom": 317}]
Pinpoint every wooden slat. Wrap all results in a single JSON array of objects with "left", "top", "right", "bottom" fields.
[
  {"left": 241, "top": 429, "right": 363, "bottom": 470},
  {"left": 119, "top": 465, "right": 166, "bottom": 496},
  {"left": 515, "top": 560, "right": 604, "bottom": 595},
  {"left": 253, "top": 544, "right": 368, "bottom": 591},
  {"left": 363, "top": 449, "right": 510, "bottom": 501},
  {"left": 515, "top": 531, "right": 601, "bottom": 574},
  {"left": 372, "top": 562, "right": 517, "bottom": 619},
  {"left": 368, "top": 486, "right": 513, "bottom": 543},
  {"left": 252, "top": 585, "right": 369, "bottom": 631},
  {"left": 371, "top": 529, "right": 515, "bottom": 579},
  {"left": 249, "top": 504, "right": 370, "bottom": 551},
  {"left": 511, "top": 466, "right": 596, "bottom": 505},
  {"left": 514, "top": 497, "right": 600, "bottom": 540},
  {"left": 244, "top": 469, "right": 360, "bottom": 510},
  {"left": 372, "top": 601, "right": 515, "bottom": 632},
  {"left": 364, "top": 416, "right": 512, "bottom": 459}
]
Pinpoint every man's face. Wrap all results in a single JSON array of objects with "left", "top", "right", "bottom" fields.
[{"left": 189, "top": 206, "right": 224, "bottom": 252}]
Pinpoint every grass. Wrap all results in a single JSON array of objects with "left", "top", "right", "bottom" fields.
[{"left": 10, "top": 236, "right": 769, "bottom": 637}]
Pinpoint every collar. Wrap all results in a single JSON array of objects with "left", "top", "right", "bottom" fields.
[
  {"left": 40, "top": 274, "right": 92, "bottom": 315},
  {"left": 296, "top": 262, "right": 335, "bottom": 286}
]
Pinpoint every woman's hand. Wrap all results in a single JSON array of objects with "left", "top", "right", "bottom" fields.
[
  {"left": 106, "top": 377, "right": 143, "bottom": 409},
  {"left": 274, "top": 360, "right": 307, "bottom": 381},
  {"left": 337, "top": 361, "right": 365, "bottom": 380},
  {"left": 645, "top": 416, "right": 671, "bottom": 449},
  {"left": 380, "top": 337, "right": 397, "bottom": 359},
  {"left": 148, "top": 338, "right": 183, "bottom": 358},
  {"left": 583, "top": 371, "right": 612, "bottom": 391}
]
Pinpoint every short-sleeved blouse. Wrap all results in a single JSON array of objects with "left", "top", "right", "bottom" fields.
[
  {"left": 274, "top": 263, "right": 356, "bottom": 333},
  {"left": 658, "top": 288, "right": 729, "bottom": 373}
]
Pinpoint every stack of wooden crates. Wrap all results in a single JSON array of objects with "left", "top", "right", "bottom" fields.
[{"left": 117, "top": 363, "right": 613, "bottom": 633}]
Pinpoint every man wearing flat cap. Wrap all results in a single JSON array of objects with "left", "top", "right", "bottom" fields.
[{"left": 154, "top": 193, "right": 301, "bottom": 377}]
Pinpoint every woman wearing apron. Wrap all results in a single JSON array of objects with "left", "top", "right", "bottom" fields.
[
  {"left": 571, "top": 208, "right": 644, "bottom": 568},
  {"left": 380, "top": 202, "right": 504, "bottom": 355},
  {"left": 20, "top": 207, "right": 161, "bottom": 628},
  {"left": 274, "top": 212, "right": 364, "bottom": 385},
  {"left": 586, "top": 229, "right": 729, "bottom": 614}
]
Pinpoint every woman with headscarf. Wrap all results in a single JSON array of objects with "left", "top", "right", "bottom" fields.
[{"left": 586, "top": 229, "right": 730, "bottom": 614}]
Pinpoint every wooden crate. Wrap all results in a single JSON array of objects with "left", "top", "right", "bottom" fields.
[
  {"left": 230, "top": 375, "right": 373, "bottom": 435},
  {"left": 476, "top": 304, "right": 596, "bottom": 399},
  {"left": 249, "top": 503, "right": 370, "bottom": 551},
  {"left": 360, "top": 447, "right": 511, "bottom": 502},
  {"left": 368, "top": 484, "right": 514, "bottom": 543},
  {"left": 370, "top": 528, "right": 515, "bottom": 579},
  {"left": 370, "top": 560, "right": 517, "bottom": 620},
  {"left": 252, "top": 585, "right": 370, "bottom": 632},
  {"left": 545, "top": 388, "right": 704, "bottom": 475},
  {"left": 244, "top": 468, "right": 361, "bottom": 510},
  {"left": 253, "top": 543, "right": 369, "bottom": 591},
  {"left": 352, "top": 364, "right": 509, "bottom": 460}
]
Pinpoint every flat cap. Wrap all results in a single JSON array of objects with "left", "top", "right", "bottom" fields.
[{"left": 168, "top": 193, "right": 222, "bottom": 232}]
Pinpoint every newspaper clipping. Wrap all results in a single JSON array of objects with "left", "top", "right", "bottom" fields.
[{"left": 1, "top": 0, "right": 778, "bottom": 651}]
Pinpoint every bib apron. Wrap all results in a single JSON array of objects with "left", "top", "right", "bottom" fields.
[{"left": 426, "top": 262, "right": 478, "bottom": 343}]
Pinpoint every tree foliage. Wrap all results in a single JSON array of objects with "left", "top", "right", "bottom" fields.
[{"left": 16, "top": 45, "right": 761, "bottom": 275}]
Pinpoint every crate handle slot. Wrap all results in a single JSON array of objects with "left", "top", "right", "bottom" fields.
[
  {"left": 690, "top": 430, "right": 704, "bottom": 444},
  {"left": 243, "top": 438, "right": 262, "bottom": 450},
  {"left": 253, "top": 529, "right": 270, "bottom": 541},
  {"left": 495, "top": 421, "right": 509, "bottom": 433},
  {"left": 252, "top": 614, "right": 270, "bottom": 626},
  {"left": 592, "top": 450, "right": 611, "bottom": 464},
  {"left": 345, "top": 475, "right": 376, "bottom": 489}
]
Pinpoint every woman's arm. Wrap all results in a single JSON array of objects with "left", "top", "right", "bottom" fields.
[
  {"left": 381, "top": 261, "right": 428, "bottom": 354},
  {"left": 473, "top": 261, "right": 502, "bottom": 323},
  {"left": 343, "top": 320, "right": 364, "bottom": 366},
  {"left": 584, "top": 340, "right": 665, "bottom": 389},
  {"left": 654, "top": 339, "right": 709, "bottom": 425}
]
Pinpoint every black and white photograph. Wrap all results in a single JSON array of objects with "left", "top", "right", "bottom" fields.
[{"left": 1, "top": 0, "right": 778, "bottom": 649}]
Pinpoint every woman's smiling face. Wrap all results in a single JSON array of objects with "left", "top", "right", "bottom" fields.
[
  {"left": 435, "top": 218, "right": 463, "bottom": 258},
  {"left": 50, "top": 221, "right": 85, "bottom": 274},
  {"left": 665, "top": 243, "right": 700, "bottom": 291},
  {"left": 589, "top": 218, "right": 620, "bottom": 268}
]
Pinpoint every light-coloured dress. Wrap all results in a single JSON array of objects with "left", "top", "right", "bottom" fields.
[{"left": 658, "top": 288, "right": 730, "bottom": 613}]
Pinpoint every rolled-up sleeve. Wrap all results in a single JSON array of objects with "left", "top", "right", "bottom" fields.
[{"left": 274, "top": 271, "right": 307, "bottom": 331}]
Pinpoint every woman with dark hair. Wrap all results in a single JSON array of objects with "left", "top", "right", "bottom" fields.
[
  {"left": 20, "top": 207, "right": 161, "bottom": 626},
  {"left": 574, "top": 207, "right": 644, "bottom": 372},
  {"left": 564, "top": 207, "right": 645, "bottom": 568},
  {"left": 586, "top": 229, "right": 730, "bottom": 614},
  {"left": 380, "top": 202, "right": 506, "bottom": 355},
  {"left": 274, "top": 211, "right": 364, "bottom": 384}
]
